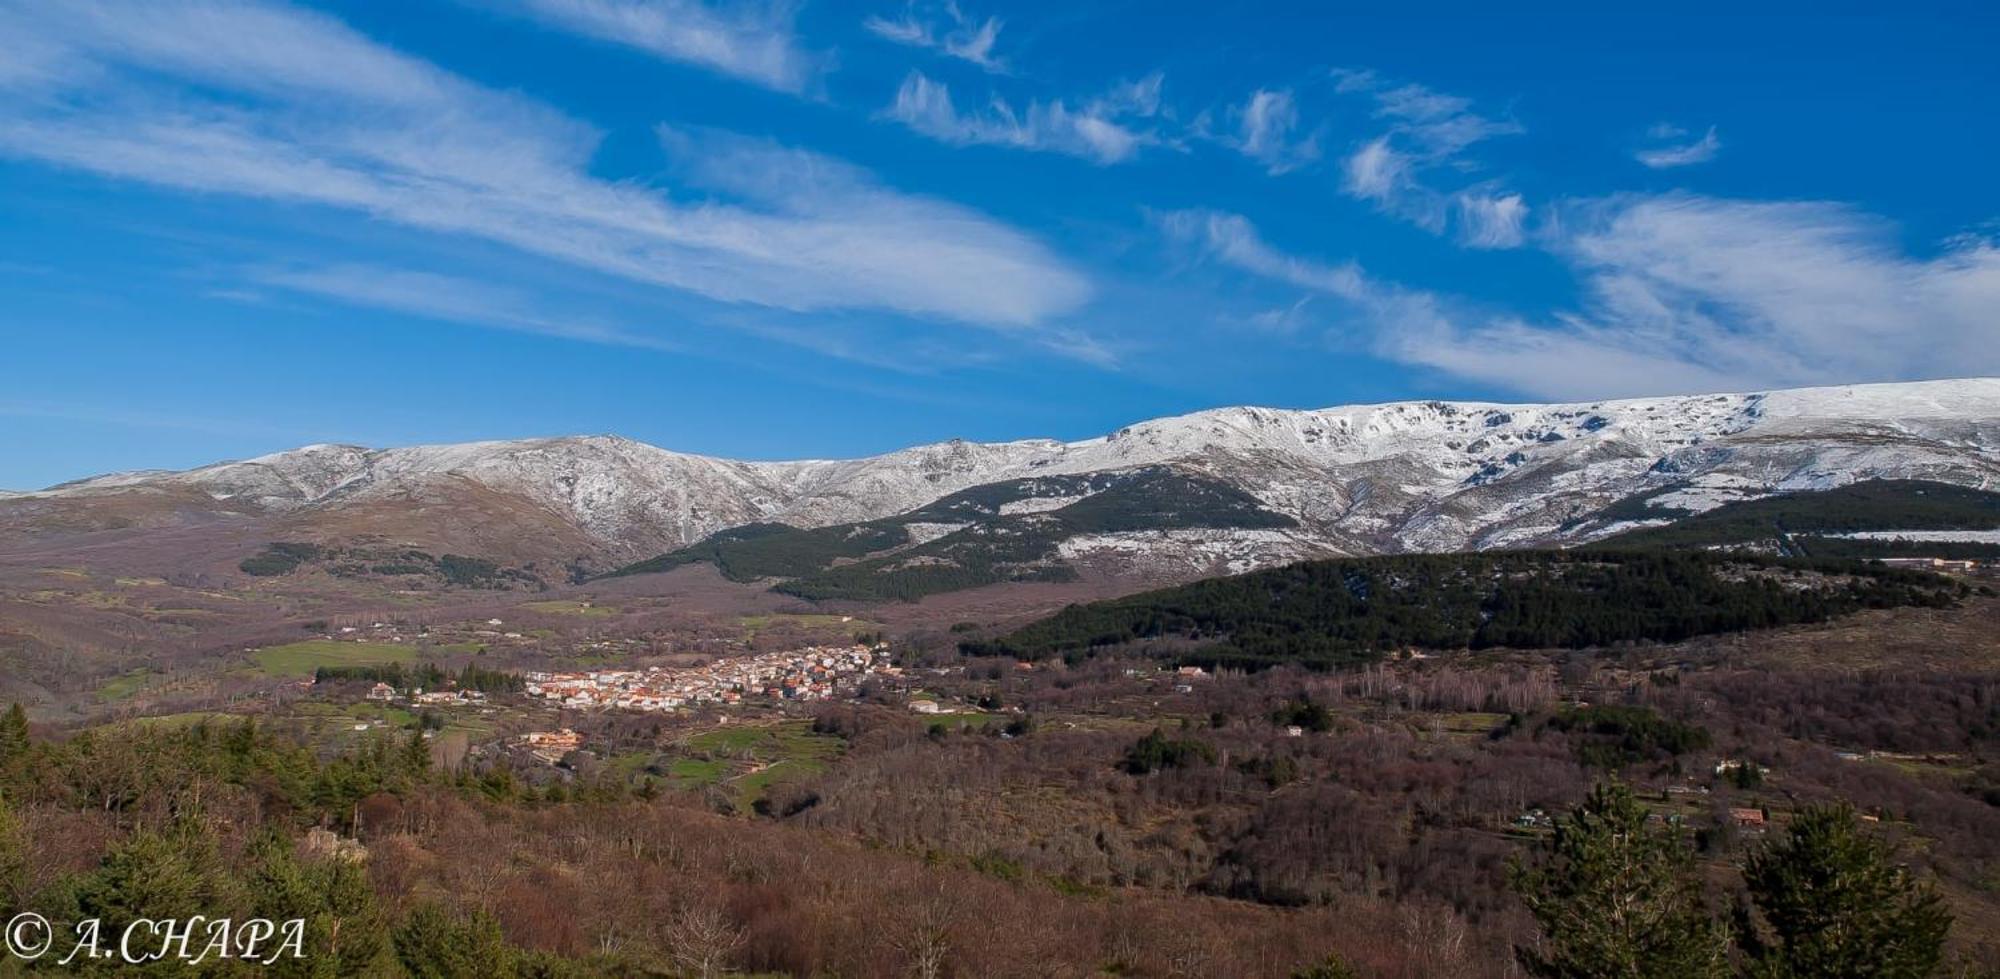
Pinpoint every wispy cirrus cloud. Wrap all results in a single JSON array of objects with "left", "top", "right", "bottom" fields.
[
  {"left": 1155, "top": 209, "right": 1371, "bottom": 300},
  {"left": 1455, "top": 192, "right": 1529, "bottom": 249},
  {"left": 1635, "top": 123, "right": 1722, "bottom": 168},
  {"left": 494, "top": 0, "right": 824, "bottom": 93},
  {"left": 249, "top": 263, "right": 684, "bottom": 352},
  {"left": 885, "top": 70, "right": 1165, "bottom": 164},
  {"left": 1158, "top": 199, "right": 2000, "bottom": 399},
  {"left": 864, "top": 1, "right": 1006, "bottom": 72},
  {"left": 1229, "top": 88, "right": 1319, "bottom": 175},
  {"left": 0, "top": 0, "right": 1094, "bottom": 337},
  {"left": 1329, "top": 67, "right": 1528, "bottom": 247},
  {"left": 1529, "top": 194, "right": 2000, "bottom": 387}
]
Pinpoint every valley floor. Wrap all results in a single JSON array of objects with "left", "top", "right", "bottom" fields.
[{"left": 2, "top": 554, "right": 1998, "bottom": 975}]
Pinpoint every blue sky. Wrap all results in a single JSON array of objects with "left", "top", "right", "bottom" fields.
[{"left": 2, "top": 1, "right": 1996, "bottom": 489}]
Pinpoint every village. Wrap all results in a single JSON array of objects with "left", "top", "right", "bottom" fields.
[{"left": 522, "top": 642, "right": 895, "bottom": 712}]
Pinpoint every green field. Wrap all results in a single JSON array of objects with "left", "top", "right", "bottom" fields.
[
  {"left": 118, "top": 711, "right": 234, "bottom": 731},
  {"left": 95, "top": 669, "right": 157, "bottom": 702},
  {"left": 1433, "top": 712, "right": 1511, "bottom": 738},
  {"left": 669, "top": 758, "right": 729, "bottom": 784},
  {"left": 688, "top": 725, "right": 770, "bottom": 754},
  {"left": 735, "top": 760, "right": 824, "bottom": 801},
  {"left": 926, "top": 712, "right": 998, "bottom": 733},
  {"left": 279, "top": 701, "right": 421, "bottom": 741},
  {"left": 737, "top": 613, "right": 871, "bottom": 636},
  {"left": 249, "top": 640, "right": 418, "bottom": 677},
  {"left": 675, "top": 721, "right": 844, "bottom": 807}
]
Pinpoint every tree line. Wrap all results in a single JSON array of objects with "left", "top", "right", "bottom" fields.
[
  {"left": 963, "top": 550, "right": 1966, "bottom": 670},
  {"left": 314, "top": 662, "right": 525, "bottom": 694}
]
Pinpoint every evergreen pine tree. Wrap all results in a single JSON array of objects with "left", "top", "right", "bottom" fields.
[
  {"left": 0, "top": 794, "right": 24, "bottom": 908},
  {"left": 402, "top": 728, "right": 433, "bottom": 778},
  {"left": 1510, "top": 782, "right": 1731, "bottom": 978},
  {"left": 1741, "top": 804, "right": 1952, "bottom": 978},
  {"left": 247, "top": 831, "right": 388, "bottom": 978},
  {"left": 393, "top": 903, "right": 516, "bottom": 979},
  {"left": 0, "top": 703, "right": 29, "bottom": 767},
  {"left": 72, "top": 818, "right": 234, "bottom": 932}
]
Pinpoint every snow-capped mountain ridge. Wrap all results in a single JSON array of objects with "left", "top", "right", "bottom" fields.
[{"left": 16, "top": 379, "right": 2000, "bottom": 568}]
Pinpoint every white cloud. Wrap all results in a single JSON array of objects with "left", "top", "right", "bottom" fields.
[
  {"left": 1241, "top": 296, "right": 1314, "bottom": 334},
  {"left": 864, "top": 2, "right": 1006, "bottom": 72},
  {"left": 862, "top": 13, "right": 929, "bottom": 45},
  {"left": 1155, "top": 209, "right": 1370, "bottom": 300},
  {"left": 0, "top": 0, "right": 1092, "bottom": 334},
  {"left": 886, "top": 70, "right": 1163, "bottom": 164},
  {"left": 251, "top": 263, "right": 682, "bottom": 352},
  {"left": 1160, "top": 200, "right": 2000, "bottom": 400},
  {"left": 1232, "top": 89, "right": 1319, "bottom": 175},
  {"left": 1329, "top": 67, "right": 1526, "bottom": 245},
  {"left": 1455, "top": 192, "right": 1528, "bottom": 249},
  {"left": 1382, "top": 319, "right": 1760, "bottom": 399},
  {"left": 500, "top": 0, "right": 822, "bottom": 93},
  {"left": 1541, "top": 195, "right": 2000, "bottom": 385},
  {"left": 1635, "top": 124, "right": 1722, "bottom": 168},
  {"left": 1342, "top": 137, "right": 1410, "bottom": 203}
]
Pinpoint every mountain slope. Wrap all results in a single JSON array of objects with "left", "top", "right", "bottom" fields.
[
  {"left": 606, "top": 468, "right": 1303, "bottom": 601},
  {"left": 4, "top": 379, "right": 1997, "bottom": 583},
  {"left": 1591, "top": 480, "right": 2000, "bottom": 560}
]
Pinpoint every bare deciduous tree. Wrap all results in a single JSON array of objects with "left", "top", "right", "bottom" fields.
[
  {"left": 894, "top": 885, "right": 959, "bottom": 979},
  {"left": 665, "top": 902, "right": 743, "bottom": 979}
]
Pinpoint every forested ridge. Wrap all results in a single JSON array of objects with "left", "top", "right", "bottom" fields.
[
  {"left": 1593, "top": 479, "right": 2000, "bottom": 559},
  {"left": 964, "top": 550, "right": 1969, "bottom": 670},
  {"left": 604, "top": 467, "right": 1295, "bottom": 602}
]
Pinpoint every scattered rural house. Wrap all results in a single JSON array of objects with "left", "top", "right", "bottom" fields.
[
  {"left": 517, "top": 729, "right": 585, "bottom": 765},
  {"left": 1284, "top": 725, "right": 1305, "bottom": 738},
  {"left": 1880, "top": 557, "right": 1981, "bottom": 572},
  {"left": 908, "top": 699, "right": 942, "bottom": 714},
  {"left": 1176, "top": 666, "right": 1209, "bottom": 680},
  {"left": 366, "top": 682, "right": 395, "bottom": 702},
  {"left": 412, "top": 689, "right": 485, "bottom": 706},
  {"left": 1730, "top": 807, "right": 1768, "bottom": 828},
  {"left": 1514, "top": 809, "right": 1553, "bottom": 830}
]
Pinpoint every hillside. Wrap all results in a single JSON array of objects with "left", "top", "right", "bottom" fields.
[
  {"left": 1592, "top": 479, "right": 2000, "bottom": 559},
  {"left": 963, "top": 551, "right": 1972, "bottom": 670},
  {"left": 606, "top": 468, "right": 1300, "bottom": 601}
]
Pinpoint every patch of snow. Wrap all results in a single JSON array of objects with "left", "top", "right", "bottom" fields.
[
  {"left": 1829, "top": 530, "right": 2000, "bottom": 544},
  {"left": 1057, "top": 529, "right": 1329, "bottom": 576},
  {"left": 998, "top": 495, "right": 1084, "bottom": 515},
  {"left": 902, "top": 522, "right": 971, "bottom": 545},
  {"left": 1648, "top": 484, "right": 1767, "bottom": 513}
]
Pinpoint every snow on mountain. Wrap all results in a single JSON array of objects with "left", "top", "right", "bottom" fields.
[{"left": 15, "top": 378, "right": 2000, "bottom": 567}]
